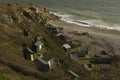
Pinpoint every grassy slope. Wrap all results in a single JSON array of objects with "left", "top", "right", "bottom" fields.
[{"left": 0, "top": 3, "right": 67, "bottom": 80}]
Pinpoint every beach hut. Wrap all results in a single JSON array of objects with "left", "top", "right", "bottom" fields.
[
  {"left": 69, "top": 52, "right": 79, "bottom": 60},
  {"left": 34, "top": 54, "right": 55, "bottom": 72},
  {"left": 23, "top": 28, "right": 30, "bottom": 36},
  {"left": 62, "top": 43, "right": 71, "bottom": 51},
  {"left": 69, "top": 47, "right": 88, "bottom": 60},
  {"left": 93, "top": 52, "right": 112, "bottom": 64},
  {"left": 32, "top": 40, "right": 43, "bottom": 52},
  {"left": 34, "top": 58, "right": 49, "bottom": 72},
  {"left": 78, "top": 47, "right": 88, "bottom": 57},
  {"left": 95, "top": 55, "right": 112, "bottom": 64},
  {"left": 34, "top": 35, "right": 42, "bottom": 42},
  {"left": 42, "top": 53, "right": 55, "bottom": 69},
  {"left": 23, "top": 48, "right": 34, "bottom": 61}
]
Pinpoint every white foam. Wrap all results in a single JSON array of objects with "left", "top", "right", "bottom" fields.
[{"left": 50, "top": 12, "right": 120, "bottom": 31}]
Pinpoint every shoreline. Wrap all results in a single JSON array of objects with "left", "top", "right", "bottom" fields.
[
  {"left": 48, "top": 19, "right": 120, "bottom": 55},
  {"left": 50, "top": 12, "right": 120, "bottom": 31}
]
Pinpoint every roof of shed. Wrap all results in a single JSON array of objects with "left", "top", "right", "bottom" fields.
[{"left": 62, "top": 43, "right": 71, "bottom": 49}]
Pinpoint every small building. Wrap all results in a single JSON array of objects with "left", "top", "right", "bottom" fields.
[
  {"left": 42, "top": 53, "right": 55, "bottom": 69},
  {"left": 32, "top": 40, "right": 43, "bottom": 52},
  {"left": 34, "top": 58, "right": 49, "bottom": 72},
  {"left": 69, "top": 52, "right": 79, "bottom": 60},
  {"left": 23, "top": 48, "right": 34, "bottom": 61},
  {"left": 78, "top": 47, "right": 88, "bottom": 57},
  {"left": 69, "top": 47, "right": 88, "bottom": 60},
  {"left": 95, "top": 55, "right": 112, "bottom": 64},
  {"left": 34, "top": 54, "right": 55, "bottom": 72},
  {"left": 23, "top": 28, "right": 30, "bottom": 36},
  {"left": 34, "top": 35, "right": 42, "bottom": 42},
  {"left": 93, "top": 51, "right": 112, "bottom": 64},
  {"left": 62, "top": 43, "right": 71, "bottom": 51},
  {"left": 58, "top": 34, "right": 67, "bottom": 43}
]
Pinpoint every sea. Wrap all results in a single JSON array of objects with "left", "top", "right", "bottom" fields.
[{"left": 1, "top": 0, "right": 120, "bottom": 31}]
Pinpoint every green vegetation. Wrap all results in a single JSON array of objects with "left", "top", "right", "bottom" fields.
[
  {"left": 70, "top": 47, "right": 79, "bottom": 53},
  {"left": 0, "top": 74, "right": 9, "bottom": 80},
  {"left": 40, "top": 47, "right": 47, "bottom": 55},
  {"left": 90, "top": 71, "right": 98, "bottom": 79},
  {"left": 93, "top": 64, "right": 100, "bottom": 71}
]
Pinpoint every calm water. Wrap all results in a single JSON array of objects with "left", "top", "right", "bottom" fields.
[{"left": 1, "top": 0, "right": 120, "bottom": 30}]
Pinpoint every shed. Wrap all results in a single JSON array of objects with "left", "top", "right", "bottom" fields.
[
  {"left": 42, "top": 53, "right": 55, "bottom": 69},
  {"left": 23, "top": 28, "right": 30, "bottom": 36},
  {"left": 69, "top": 52, "right": 79, "bottom": 60},
  {"left": 34, "top": 35, "right": 42, "bottom": 42},
  {"left": 62, "top": 43, "right": 71, "bottom": 51},
  {"left": 34, "top": 58, "right": 49, "bottom": 72},
  {"left": 23, "top": 48, "right": 34, "bottom": 61},
  {"left": 95, "top": 55, "right": 112, "bottom": 64},
  {"left": 34, "top": 54, "right": 55, "bottom": 72},
  {"left": 93, "top": 53, "right": 112, "bottom": 64},
  {"left": 69, "top": 47, "right": 88, "bottom": 60},
  {"left": 33, "top": 40, "right": 43, "bottom": 52},
  {"left": 78, "top": 47, "right": 88, "bottom": 57}
]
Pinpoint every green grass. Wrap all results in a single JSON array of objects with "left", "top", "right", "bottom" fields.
[
  {"left": 90, "top": 71, "right": 98, "bottom": 79},
  {"left": 40, "top": 47, "right": 47, "bottom": 55},
  {"left": 93, "top": 64, "right": 100, "bottom": 71},
  {"left": 33, "top": 47, "right": 47, "bottom": 59},
  {"left": 0, "top": 74, "right": 9, "bottom": 80},
  {"left": 70, "top": 47, "right": 79, "bottom": 53},
  {"left": 33, "top": 53, "right": 42, "bottom": 60}
]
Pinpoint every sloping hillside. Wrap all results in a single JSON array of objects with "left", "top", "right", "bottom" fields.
[{"left": 0, "top": 3, "right": 67, "bottom": 80}]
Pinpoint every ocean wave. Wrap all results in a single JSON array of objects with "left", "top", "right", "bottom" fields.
[{"left": 50, "top": 12, "right": 120, "bottom": 31}]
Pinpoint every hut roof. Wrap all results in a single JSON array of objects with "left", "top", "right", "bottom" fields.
[
  {"left": 42, "top": 53, "right": 53, "bottom": 62},
  {"left": 99, "top": 55, "right": 112, "bottom": 58},
  {"left": 27, "top": 48, "right": 34, "bottom": 54},
  {"left": 62, "top": 43, "right": 71, "bottom": 49},
  {"left": 67, "top": 70, "right": 80, "bottom": 78},
  {"left": 37, "top": 57, "right": 48, "bottom": 65},
  {"left": 35, "top": 40, "right": 43, "bottom": 46}
]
